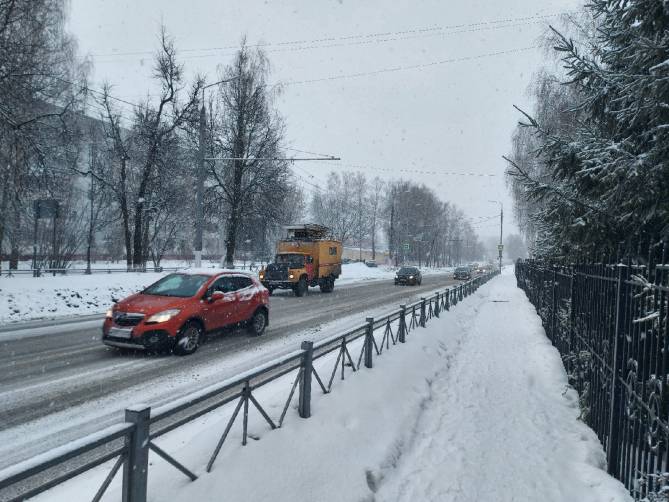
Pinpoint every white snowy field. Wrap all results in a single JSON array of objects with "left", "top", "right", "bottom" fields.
[
  {"left": 0, "top": 262, "right": 452, "bottom": 324},
  {"left": 34, "top": 269, "right": 630, "bottom": 502}
]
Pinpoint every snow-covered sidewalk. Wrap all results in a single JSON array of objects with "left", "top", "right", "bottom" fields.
[{"left": 38, "top": 269, "right": 630, "bottom": 502}]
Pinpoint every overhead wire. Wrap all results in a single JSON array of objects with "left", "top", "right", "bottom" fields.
[
  {"left": 302, "top": 159, "right": 497, "bottom": 177},
  {"left": 89, "top": 11, "right": 575, "bottom": 60}
]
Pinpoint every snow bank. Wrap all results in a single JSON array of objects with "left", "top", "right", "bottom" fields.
[
  {"left": 0, "top": 263, "right": 453, "bottom": 324},
  {"left": 0, "top": 272, "right": 166, "bottom": 324},
  {"left": 34, "top": 270, "right": 629, "bottom": 502}
]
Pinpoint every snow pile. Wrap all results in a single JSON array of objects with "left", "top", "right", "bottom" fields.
[
  {"left": 0, "top": 273, "right": 165, "bottom": 323},
  {"left": 337, "top": 262, "right": 396, "bottom": 283},
  {"left": 35, "top": 270, "right": 629, "bottom": 502}
]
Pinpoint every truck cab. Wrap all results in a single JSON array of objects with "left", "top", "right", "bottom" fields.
[{"left": 259, "top": 224, "right": 342, "bottom": 296}]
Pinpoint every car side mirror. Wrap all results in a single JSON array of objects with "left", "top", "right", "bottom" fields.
[{"left": 209, "top": 290, "right": 225, "bottom": 302}]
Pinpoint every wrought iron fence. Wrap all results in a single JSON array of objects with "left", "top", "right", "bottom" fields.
[
  {"left": 516, "top": 246, "right": 669, "bottom": 500},
  {"left": 0, "top": 270, "right": 497, "bottom": 502}
]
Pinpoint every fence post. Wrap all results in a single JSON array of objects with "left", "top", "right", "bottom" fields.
[
  {"left": 122, "top": 405, "right": 150, "bottom": 502},
  {"left": 606, "top": 264, "right": 626, "bottom": 477},
  {"left": 567, "top": 269, "right": 575, "bottom": 375},
  {"left": 398, "top": 306, "right": 406, "bottom": 343},
  {"left": 420, "top": 298, "right": 426, "bottom": 327},
  {"left": 364, "top": 317, "right": 374, "bottom": 368},
  {"left": 444, "top": 289, "right": 450, "bottom": 311},
  {"left": 551, "top": 268, "right": 557, "bottom": 341},
  {"left": 298, "top": 341, "right": 313, "bottom": 418},
  {"left": 434, "top": 293, "right": 440, "bottom": 317}
]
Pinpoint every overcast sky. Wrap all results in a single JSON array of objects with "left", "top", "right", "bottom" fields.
[{"left": 67, "top": 0, "right": 581, "bottom": 241}]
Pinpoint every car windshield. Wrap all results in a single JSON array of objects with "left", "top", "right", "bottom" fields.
[
  {"left": 142, "top": 274, "right": 209, "bottom": 298},
  {"left": 275, "top": 254, "right": 305, "bottom": 267},
  {"left": 399, "top": 267, "right": 416, "bottom": 274},
  {"left": 456, "top": 267, "right": 469, "bottom": 273}
]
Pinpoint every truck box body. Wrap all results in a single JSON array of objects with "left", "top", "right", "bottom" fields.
[
  {"left": 259, "top": 224, "right": 342, "bottom": 296},
  {"left": 276, "top": 239, "right": 342, "bottom": 278}
]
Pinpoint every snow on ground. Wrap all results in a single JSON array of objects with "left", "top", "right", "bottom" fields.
[
  {"left": 0, "top": 271, "right": 166, "bottom": 324},
  {"left": 35, "top": 269, "right": 630, "bottom": 502},
  {"left": 0, "top": 263, "right": 452, "bottom": 324}
]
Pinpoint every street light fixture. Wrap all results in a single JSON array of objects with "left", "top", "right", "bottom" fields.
[{"left": 488, "top": 200, "right": 503, "bottom": 272}]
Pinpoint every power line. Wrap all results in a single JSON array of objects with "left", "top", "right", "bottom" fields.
[
  {"left": 90, "top": 11, "right": 573, "bottom": 60},
  {"left": 304, "top": 160, "right": 498, "bottom": 177},
  {"left": 282, "top": 45, "right": 537, "bottom": 86}
]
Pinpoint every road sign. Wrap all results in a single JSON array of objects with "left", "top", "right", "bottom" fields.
[
  {"left": 403, "top": 243, "right": 410, "bottom": 251},
  {"left": 33, "top": 199, "right": 60, "bottom": 219},
  {"left": 497, "top": 244, "right": 504, "bottom": 251}
]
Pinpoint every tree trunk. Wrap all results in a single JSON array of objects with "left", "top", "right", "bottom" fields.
[
  {"left": 132, "top": 206, "right": 143, "bottom": 270},
  {"left": 0, "top": 178, "right": 8, "bottom": 275},
  {"left": 224, "top": 196, "right": 241, "bottom": 268}
]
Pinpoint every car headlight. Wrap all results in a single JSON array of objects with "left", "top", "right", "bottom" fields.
[
  {"left": 409, "top": 275, "right": 414, "bottom": 279},
  {"left": 289, "top": 273, "right": 294, "bottom": 279},
  {"left": 146, "top": 309, "right": 181, "bottom": 324},
  {"left": 259, "top": 272, "right": 265, "bottom": 280},
  {"left": 105, "top": 308, "right": 113, "bottom": 319}
]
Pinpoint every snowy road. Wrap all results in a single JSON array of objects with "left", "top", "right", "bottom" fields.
[{"left": 0, "top": 274, "right": 457, "bottom": 468}]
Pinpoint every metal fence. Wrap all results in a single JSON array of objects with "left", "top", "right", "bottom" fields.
[
  {"left": 0, "top": 271, "right": 497, "bottom": 502},
  {"left": 1, "top": 263, "right": 266, "bottom": 277},
  {"left": 515, "top": 246, "right": 669, "bottom": 500}
]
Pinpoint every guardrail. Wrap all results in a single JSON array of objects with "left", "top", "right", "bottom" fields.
[{"left": 0, "top": 270, "right": 498, "bottom": 502}]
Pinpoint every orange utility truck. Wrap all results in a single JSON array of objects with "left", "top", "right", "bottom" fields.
[{"left": 259, "top": 224, "right": 342, "bottom": 296}]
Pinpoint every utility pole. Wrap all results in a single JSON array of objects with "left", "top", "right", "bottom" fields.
[
  {"left": 489, "top": 200, "right": 503, "bottom": 272},
  {"left": 86, "top": 142, "right": 96, "bottom": 275},
  {"left": 194, "top": 100, "right": 205, "bottom": 268},
  {"left": 389, "top": 195, "right": 395, "bottom": 266}
]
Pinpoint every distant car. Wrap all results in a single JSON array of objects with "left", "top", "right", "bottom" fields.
[
  {"left": 365, "top": 260, "right": 378, "bottom": 268},
  {"left": 453, "top": 266, "right": 472, "bottom": 280},
  {"left": 102, "top": 271, "right": 269, "bottom": 355},
  {"left": 395, "top": 266, "right": 422, "bottom": 286}
]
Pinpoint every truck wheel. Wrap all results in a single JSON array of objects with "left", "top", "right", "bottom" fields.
[
  {"left": 320, "top": 277, "right": 334, "bottom": 293},
  {"left": 294, "top": 276, "right": 308, "bottom": 297},
  {"left": 174, "top": 321, "right": 202, "bottom": 356}
]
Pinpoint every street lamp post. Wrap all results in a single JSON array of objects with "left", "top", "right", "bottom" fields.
[{"left": 488, "top": 200, "right": 503, "bottom": 272}]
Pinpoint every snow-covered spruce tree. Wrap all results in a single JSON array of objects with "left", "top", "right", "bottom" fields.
[{"left": 506, "top": 2, "right": 669, "bottom": 257}]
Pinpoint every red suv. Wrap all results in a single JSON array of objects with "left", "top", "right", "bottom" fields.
[{"left": 102, "top": 271, "right": 270, "bottom": 355}]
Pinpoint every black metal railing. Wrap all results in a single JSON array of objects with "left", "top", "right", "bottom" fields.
[
  {"left": 516, "top": 246, "right": 669, "bottom": 500},
  {"left": 0, "top": 271, "right": 498, "bottom": 502}
]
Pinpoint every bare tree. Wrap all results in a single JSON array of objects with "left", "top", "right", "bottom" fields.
[
  {"left": 367, "top": 177, "right": 384, "bottom": 260},
  {"left": 208, "top": 42, "right": 289, "bottom": 267},
  {"left": 88, "top": 27, "right": 203, "bottom": 269},
  {"left": 0, "top": 0, "right": 88, "bottom": 272}
]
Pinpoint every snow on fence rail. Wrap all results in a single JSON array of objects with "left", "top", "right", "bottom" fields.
[
  {"left": 516, "top": 247, "right": 669, "bottom": 501},
  {"left": 0, "top": 271, "right": 498, "bottom": 502}
]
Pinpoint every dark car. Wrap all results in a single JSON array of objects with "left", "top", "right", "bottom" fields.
[
  {"left": 102, "top": 271, "right": 270, "bottom": 355},
  {"left": 453, "top": 266, "right": 472, "bottom": 280},
  {"left": 395, "top": 266, "right": 422, "bottom": 286}
]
